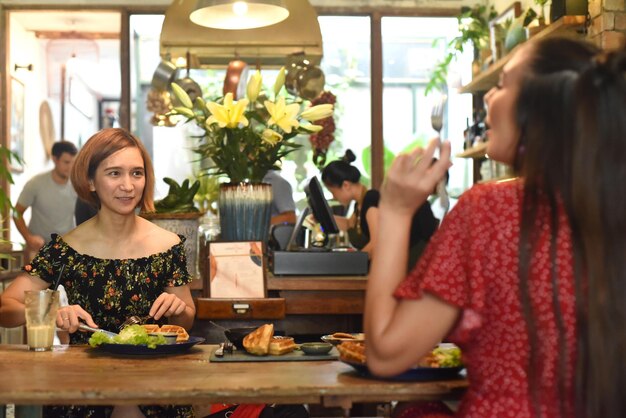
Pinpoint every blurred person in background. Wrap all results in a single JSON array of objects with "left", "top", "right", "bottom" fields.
[
  {"left": 322, "top": 149, "right": 438, "bottom": 263},
  {"left": 13, "top": 140, "right": 78, "bottom": 261},
  {"left": 264, "top": 169, "right": 296, "bottom": 225}
]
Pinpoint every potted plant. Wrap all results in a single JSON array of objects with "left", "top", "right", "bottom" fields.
[
  {"left": 168, "top": 67, "right": 334, "bottom": 242},
  {"left": 141, "top": 177, "right": 202, "bottom": 281},
  {"left": 427, "top": 4, "right": 497, "bottom": 93},
  {"left": 0, "top": 146, "right": 22, "bottom": 269}
]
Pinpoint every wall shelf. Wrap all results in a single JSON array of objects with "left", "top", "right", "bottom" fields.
[{"left": 459, "top": 15, "right": 587, "bottom": 94}]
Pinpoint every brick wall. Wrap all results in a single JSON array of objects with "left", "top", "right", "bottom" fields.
[{"left": 589, "top": 0, "right": 626, "bottom": 48}]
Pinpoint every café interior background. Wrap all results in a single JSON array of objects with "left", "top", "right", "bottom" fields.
[{"left": 0, "top": 0, "right": 619, "bottom": 246}]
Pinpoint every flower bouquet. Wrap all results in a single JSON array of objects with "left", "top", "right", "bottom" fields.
[
  {"left": 168, "top": 68, "right": 333, "bottom": 242},
  {"left": 168, "top": 67, "right": 334, "bottom": 183}
]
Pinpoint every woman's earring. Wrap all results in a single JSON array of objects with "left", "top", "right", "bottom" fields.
[{"left": 89, "top": 181, "right": 96, "bottom": 192}]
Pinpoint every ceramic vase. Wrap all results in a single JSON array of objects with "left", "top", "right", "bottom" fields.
[{"left": 218, "top": 182, "right": 272, "bottom": 243}]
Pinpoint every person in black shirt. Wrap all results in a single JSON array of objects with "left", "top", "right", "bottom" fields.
[{"left": 322, "top": 150, "right": 438, "bottom": 264}]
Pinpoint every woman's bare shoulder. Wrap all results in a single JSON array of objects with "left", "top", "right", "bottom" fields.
[
  {"left": 62, "top": 219, "right": 97, "bottom": 249},
  {"left": 138, "top": 218, "right": 181, "bottom": 249}
]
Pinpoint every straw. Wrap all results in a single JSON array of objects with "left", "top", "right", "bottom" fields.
[
  {"left": 51, "top": 264, "right": 66, "bottom": 291},
  {"left": 41, "top": 264, "right": 66, "bottom": 319}
]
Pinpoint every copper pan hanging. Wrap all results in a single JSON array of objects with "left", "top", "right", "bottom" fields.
[{"left": 223, "top": 59, "right": 249, "bottom": 100}]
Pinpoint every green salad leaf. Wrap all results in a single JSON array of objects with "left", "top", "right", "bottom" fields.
[
  {"left": 88, "top": 331, "right": 113, "bottom": 347},
  {"left": 88, "top": 324, "right": 166, "bottom": 349},
  {"left": 432, "top": 345, "right": 463, "bottom": 368}
]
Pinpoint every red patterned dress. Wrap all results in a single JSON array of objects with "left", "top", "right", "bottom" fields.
[{"left": 394, "top": 179, "right": 577, "bottom": 417}]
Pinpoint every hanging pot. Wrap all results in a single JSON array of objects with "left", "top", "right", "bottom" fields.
[
  {"left": 223, "top": 59, "right": 249, "bottom": 100},
  {"left": 297, "top": 65, "right": 325, "bottom": 100},
  {"left": 151, "top": 60, "right": 177, "bottom": 92},
  {"left": 218, "top": 182, "right": 272, "bottom": 243},
  {"left": 285, "top": 59, "right": 306, "bottom": 97},
  {"left": 170, "top": 52, "right": 203, "bottom": 106}
]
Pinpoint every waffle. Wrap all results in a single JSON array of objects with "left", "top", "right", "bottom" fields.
[
  {"left": 141, "top": 324, "right": 160, "bottom": 333},
  {"left": 268, "top": 336, "right": 296, "bottom": 355},
  {"left": 337, "top": 341, "right": 366, "bottom": 364},
  {"left": 243, "top": 324, "right": 274, "bottom": 355},
  {"left": 158, "top": 324, "right": 190, "bottom": 342}
]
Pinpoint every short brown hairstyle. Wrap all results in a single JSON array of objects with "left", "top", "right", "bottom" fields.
[{"left": 71, "top": 128, "right": 155, "bottom": 213}]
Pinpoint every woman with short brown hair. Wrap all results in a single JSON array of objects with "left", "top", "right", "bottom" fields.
[{"left": 1, "top": 128, "right": 196, "bottom": 417}]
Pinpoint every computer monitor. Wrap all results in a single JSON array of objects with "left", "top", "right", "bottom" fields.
[
  {"left": 305, "top": 176, "right": 339, "bottom": 235},
  {"left": 285, "top": 176, "right": 339, "bottom": 251}
]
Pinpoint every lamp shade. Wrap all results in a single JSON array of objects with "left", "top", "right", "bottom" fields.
[{"left": 190, "top": 0, "right": 289, "bottom": 30}]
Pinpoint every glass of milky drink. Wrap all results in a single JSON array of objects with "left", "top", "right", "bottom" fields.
[{"left": 24, "top": 290, "right": 59, "bottom": 351}]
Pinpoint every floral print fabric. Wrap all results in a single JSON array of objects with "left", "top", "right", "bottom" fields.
[
  {"left": 25, "top": 234, "right": 194, "bottom": 418},
  {"left": 394, "top": 180, "right": 577, "bottom": 418}
]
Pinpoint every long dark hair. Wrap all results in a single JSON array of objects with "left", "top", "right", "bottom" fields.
[
  {"left": 569, "top": 46, "right": 626, "bottom": 418},
  {"left": 515, "top": 38, "right": 603, "bottom": 416},
  {"left": 321, "top": 149, "right": 361, "bottom": 187},
  {"left": 516, "top": 71, "right": 579, "bottom": 418}
]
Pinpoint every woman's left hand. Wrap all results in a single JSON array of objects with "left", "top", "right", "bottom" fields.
[
  {"left": 380, "top": 139, "right": 451, "bottom": 216},
  {"left": 149, "top": 292, "right": 187, "bottom": 320}
]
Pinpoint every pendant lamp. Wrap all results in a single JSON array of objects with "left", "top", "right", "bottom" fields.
[{"left": 190, "top": 0, "right": 289, "bottom": 30}]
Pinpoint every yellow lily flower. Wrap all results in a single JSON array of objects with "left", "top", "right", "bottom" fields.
[
  {"left": 299, "top": 104, "right": 334, "bottom": 121},
  {"left": 172, "top": 107, "right": 195, "bottom": 119},
  {"left": 265, "top": 97, "right": 300, "bottom": 133},
  {"left": 261, "top": 129, "right": 283, "bottom": 146},
  {"left": 299, "top": 123, "right": 323, "bottom": 133},
  {"left": 207, "top": 93, "right": 249, "bottom": 128},
  {"left": 273, "top": 66, "right": 286, "bottom": 97},
  {"left": 247, "top": 70, "right": 262, "bottom": 102},
  {"left": 171, "top": 82, "right": 193, "bottom": 108}
]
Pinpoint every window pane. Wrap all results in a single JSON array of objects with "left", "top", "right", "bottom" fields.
[{"left": 382, "top": 17, "right": 473, "bottom": 194}]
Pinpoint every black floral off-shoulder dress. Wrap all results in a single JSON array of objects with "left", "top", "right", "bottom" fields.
[{"left": 24, "top": 234, "right": 195, "bottom": 418}]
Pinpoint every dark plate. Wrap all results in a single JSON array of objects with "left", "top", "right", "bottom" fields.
[
  {"left": 341, "top": 359, "right": 464, "bottom": 381},
  {"left": 94, "top": 336, "right": 204, "bottom": 356}
]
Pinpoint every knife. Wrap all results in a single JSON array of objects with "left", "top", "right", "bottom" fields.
[{"left": 78, "top": 323, "right": 118, "bottom": 339}]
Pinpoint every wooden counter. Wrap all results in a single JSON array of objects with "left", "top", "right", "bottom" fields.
[
  {"left": 196, "top": 274, "right": 367, "bottom": 317},
  {"left": 0, "top": 344, "right": 467, "bottom": 408}
]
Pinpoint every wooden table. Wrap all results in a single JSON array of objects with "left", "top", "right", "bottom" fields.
[{"left": 0, "top": 344, "right": 467, "bottom": 411}]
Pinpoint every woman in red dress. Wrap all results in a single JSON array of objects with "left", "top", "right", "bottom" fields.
[{"left": 365, "top": 37, "right": 626, "bottom": 417}]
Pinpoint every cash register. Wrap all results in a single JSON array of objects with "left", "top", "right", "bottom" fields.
[{"left": 270, "top": 176, "right": 369, "bottom": 276}]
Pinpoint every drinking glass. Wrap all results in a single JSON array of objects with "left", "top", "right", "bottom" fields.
[{"left": 24, "top": 290, "right": 59, "bottom": 351}]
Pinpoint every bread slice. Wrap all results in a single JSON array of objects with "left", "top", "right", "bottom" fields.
[
  {"left": 159, "top": 324, "right": 190, "bottom": 342},
  {"left": 268, "top": 336, "right": 296, "bottom": 356},
  {"left": 332, "top": 332, "right": 355, "bottom": 339},
  {"left": 243, "top": 324, "right": 274, "bottom": 356}
]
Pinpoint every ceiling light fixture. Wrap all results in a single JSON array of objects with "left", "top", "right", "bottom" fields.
[{"left": 189, "top": 0, "right": 289, "bottom": 30}]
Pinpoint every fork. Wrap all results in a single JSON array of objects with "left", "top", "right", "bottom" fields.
[
  {"left": 431, "top": 94, "right": 447, "bottom": 145},
  {"left": 119, "top": 314, "right": 152, "bottom": 330},
  {"left": 431, "top": 94, "right": 450, "bottom": 217}
]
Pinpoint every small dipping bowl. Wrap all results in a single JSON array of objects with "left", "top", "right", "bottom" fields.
[
  {"left": 149, "top": 332, "right": 178, "bottom": 345},
  {"left": 300, "top": 342, "right": 333, "bottom": 355}
]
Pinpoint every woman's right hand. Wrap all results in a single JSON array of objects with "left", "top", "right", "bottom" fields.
[
  {"left": 56, "top": 305, "right": 97, "bottom": 334},
  {"left": 380, "top": 139, "right": 451, "bottom": 216}
]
